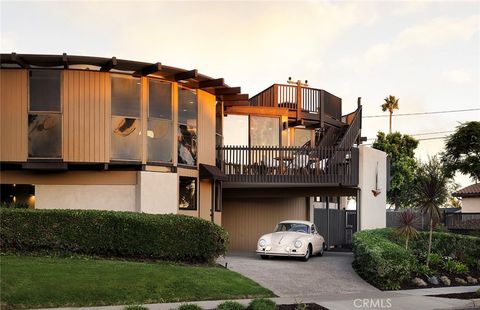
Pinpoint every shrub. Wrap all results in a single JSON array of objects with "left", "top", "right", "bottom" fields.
[
  {"left": 352, "top": 229, "right": 416, "bottom": 290},
  {"left": 413, "top": 264, "right": 434, "bottom": 278},
  {"left": 216, "top": 301, "right": 246, "bottom": 310},
  {"left": 428, "top": 253, "right": 444, "bottom": 269},
  {"left": 443, "top": 259, "right": 469, "bottom": 275},
  {"left": 248, "top": 299, "right": 276, "bottom": 310},
  {"left": 0, "top": 202, "right": 29, "bottom": 209},
  {"left": 409, "top": 231, "right": 480, "bottom": 264},
  {"left": 179, "top": 304, "right": 204, "bottom": 310},
  {"left": 0, "top": 209, "right": 228, "bottom": 263}
]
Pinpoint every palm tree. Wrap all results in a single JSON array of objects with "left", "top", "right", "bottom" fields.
[
  {"left": 412, "top": 156, "right": 451, "bottom": 267},
  {"left": 381, "top": 95, "right": 399, "bottom": 134},
  {"left": 396, "top": 209, "right": 419, "bottom": 250}
]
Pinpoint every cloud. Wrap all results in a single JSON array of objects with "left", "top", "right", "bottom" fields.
[
  {"left": 442, "top": 69, "right": 476, "bottom": 85},
  {"left": 364, "top": 14, "right": 480, "bottom": 65}
]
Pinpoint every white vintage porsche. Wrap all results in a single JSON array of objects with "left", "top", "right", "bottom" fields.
[{"left": 256, "top": 220, "right": 325, "bottom": 261}]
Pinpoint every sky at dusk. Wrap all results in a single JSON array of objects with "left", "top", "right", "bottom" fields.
[{"left": 1, "top": 0, "right": 479, "bottom": 186}]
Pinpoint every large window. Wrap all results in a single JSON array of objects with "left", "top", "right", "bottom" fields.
[
  {"left": 148, "top": 80, "right": 172, "bottom": 162},
  {"left": 178, "top": 87, "right": 197, "bottom": 166},
  {"left": 111, "top": 75, "right": 141, "bottom": 160},
  {"left": 179, "top": 177, "right": 197, "bottom": 210},
  {"left": 250, "top": 116, "right": 280, "bottom": 146},
  {"left": 28, "top": 70, "right": 62, "bottom": 158},
  {"left": 294, "top": 128, "right": 312, "bottom": 146}
]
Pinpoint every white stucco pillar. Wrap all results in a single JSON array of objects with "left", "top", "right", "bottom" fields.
[
  {"left": 136, "top": 171, "right": 178, "bottom": 214},
  {"left": 358, "top": 145, "right": 387, "bottom": 230}
]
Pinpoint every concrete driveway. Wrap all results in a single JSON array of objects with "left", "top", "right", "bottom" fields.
[{"left": 217, "top": 251, "right": 379, "bottom": 298}]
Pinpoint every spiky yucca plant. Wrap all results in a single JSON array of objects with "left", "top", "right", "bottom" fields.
[
  {"left": 395, "top": 209, "right": 419, "bottom": 250},
  {"left": 412, "top": 156, "right": 451, "bottom": 267}
]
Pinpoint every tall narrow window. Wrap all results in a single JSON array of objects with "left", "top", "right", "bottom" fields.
[
  {"left": 178, "top": 87, "right": 197, "bottom": 166},
  {"left": 111, "top": 75, "right": 141, "bottom": 160},
  {"left": 179, "top": 177, "right": 197, "bottom": 210},
  {"left": 28, "top": 70, "right": 62, "bottom": 158},
  {"left": 148, "top": 80, "right": 172, "bottom": 162}
]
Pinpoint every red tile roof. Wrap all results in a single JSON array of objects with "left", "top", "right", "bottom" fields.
[{"left": 453, "top": 183, "right": 480, "bottom": 197}]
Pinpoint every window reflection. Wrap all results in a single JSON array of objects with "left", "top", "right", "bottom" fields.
[
  {"left": 111, "top": 75, "right": 141, "bottom": 160},
  {"left": 148, "top": 80, "right": 172, "bottom": 163},
  {"left": 28, "top": 114, "right": 61, "bottom": 158},
  {"left": 178, "top": 87, "right": 197, "bottom": 166},
  {"left": 294, "top": 128, "right": 312, "bottom": 146},
  {"left": 250, "top": 116, "right": 279, "bottom": 146},
  {"left": 179, "top": 177, "right": 197, "bottom": 210},
  {"left": 111, "top": 117, "right": 141, "bottom": 160}
]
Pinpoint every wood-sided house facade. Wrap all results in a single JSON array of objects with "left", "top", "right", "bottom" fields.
[
  {"left": 0, "top": 53, "right": 243, "bottom": 225},
  {"left": 0, "top": 53, "right": 387, "bottom": 251}
]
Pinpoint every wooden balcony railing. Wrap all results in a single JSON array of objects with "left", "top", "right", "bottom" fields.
[
  {"left": 217, "top": 145, "right": 359, "bottom": 186},
  {"left": 249, "top": 84, "right": 342, "bottom": 120}
]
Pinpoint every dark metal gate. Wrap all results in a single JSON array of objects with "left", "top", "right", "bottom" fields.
[{"left": 314, "top": 209, "right": 357, "bottom": 248}]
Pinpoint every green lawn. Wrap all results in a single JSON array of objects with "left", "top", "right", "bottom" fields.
[{"left": 0, "top": 255, "right": 274, "bottom": 309}]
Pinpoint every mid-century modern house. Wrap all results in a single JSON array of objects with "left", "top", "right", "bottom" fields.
[{"left": 0, "top": 53, "right": 387, "bottom": 250}]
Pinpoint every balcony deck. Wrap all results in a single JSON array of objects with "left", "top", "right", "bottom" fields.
[{"left": 217, "top": 145, "right": 359, "bottom": 188}]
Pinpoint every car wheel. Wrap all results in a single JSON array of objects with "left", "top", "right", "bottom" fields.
[
  {"left": 318, "top": 243, "right": 324, "bottom": 257},
  {"left": 260, "top": 255, "right": 269, "bottom": 260},
  {"left": 302, "top": 245, "right": 311, "bottom": 261}
]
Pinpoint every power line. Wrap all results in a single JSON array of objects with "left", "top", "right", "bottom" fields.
[
  {"left": 363, "top": 108, "right": 480, "bottom": 118},
  {"left": 365, "top": 130, "right": 454, "bottom": 140},
  {"left": 364, "top": 135, "right": 449, "bottom": 146}
]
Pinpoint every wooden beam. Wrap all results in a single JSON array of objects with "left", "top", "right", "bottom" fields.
[
  {"left": 221, "top": 94, "right": 249, "bottom": 101},
  {"left": 223, "top": 100, "right": 249, "bottom": 107},
  {"left": 288, "top": 119, "right": 304, "bottom": 127},
  {"left": 225, "top": 106, "right": 290, "bottom": 117},
  {"left": 62, "top": 53, "right": 69, "bottom": 69},
  {"left": 174, "top": 69, "right": 198, "bottom": 81},
  {"left": 100, "top": 57, "right": 117, "bottom": 72},
  {"left": 11, "top": 53, "right": 30, "bottom": 68},
  {"left": 199, "top": 78, "right": 224, "bottom": 88},
  {"left": 215, "top": 87, "right": 241, "bottom": 95},
  {"left": 133, "top": 62, "right": 162, "bottom": 77}
]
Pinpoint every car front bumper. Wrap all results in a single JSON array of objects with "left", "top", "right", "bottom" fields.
[{"left": 256, "top": 246, "right": 307, "bottom": 257}]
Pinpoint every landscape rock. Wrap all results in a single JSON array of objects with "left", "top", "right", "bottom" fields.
[
  {"left": 454, "top": 277, "right": 467, "bottom": 285},
  {"left": 440, "top": 276, "right": 451, "bottom": 286},
  {"left": 412, "top": 277, "right": 428, "bottom": 287},
  {"left": 428, "top": 276, "right": 439, "bottom": 285},
  {"left": 466, "top": 276, "right": 478, "bottom": 284}
]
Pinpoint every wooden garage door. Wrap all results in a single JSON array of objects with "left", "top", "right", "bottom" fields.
[{"left": 222, "top": 197, "right": 308, "bottom": 251}]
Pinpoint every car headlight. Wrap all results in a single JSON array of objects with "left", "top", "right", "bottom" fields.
[
  {"left": 259, "top": 239, "right": 267, "bottom": 247},
  {"left": 294, "top": 240, "right": 303, "bottom": 248}
]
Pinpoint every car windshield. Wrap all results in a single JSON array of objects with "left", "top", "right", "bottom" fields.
[{"left": 274, "top": 223, "right": 310, "bottom": 234}]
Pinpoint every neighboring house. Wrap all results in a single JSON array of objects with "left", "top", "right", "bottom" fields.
[
  {"left": 453, "top": 184, "right": 480, "bottom": 213},
  {"left": 0, "top": 53, "right": 387, "bottom": 251}
]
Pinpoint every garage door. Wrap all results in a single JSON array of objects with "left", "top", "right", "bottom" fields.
[{"left": 222, "top": 197, "right": 308, "bottom": 251}]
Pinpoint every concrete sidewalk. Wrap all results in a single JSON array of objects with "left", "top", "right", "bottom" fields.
[{"left": 36, "top": 286, "right": 480, "bottom": 310}]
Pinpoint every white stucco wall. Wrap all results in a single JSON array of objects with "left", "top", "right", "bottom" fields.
[
  {"left": 461, "top": 197, "right": 480, "bottom": 213},
  {"left": 358, "top": 145, "right": 387, "bottom": 230},
  {"left": 136, "top": 171, "right": 178, "bottom": 214},
  {"left": 35, "top": 184, "right": 137, "bottom": 212}
]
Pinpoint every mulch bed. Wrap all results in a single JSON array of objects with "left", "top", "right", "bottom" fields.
[
  {"left": 278, "top": 303, "right": 328, "bottom": 310},
  {"left": 428, "top": 292, "right": 480, "bottom": 300},
  {"left": 400, "top": 269, "right": 480, "bottom": 290}
]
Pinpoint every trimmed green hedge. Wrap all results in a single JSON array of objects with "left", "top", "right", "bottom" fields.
[
  {"left": 352, "top": 229, "right": 416, "bottom": 290},
  {"left": 0, "top": 209, "right": 228, "bottom": 263},
  {"left": 352, "top": 228, "right": 480, "bottom": 290}
]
